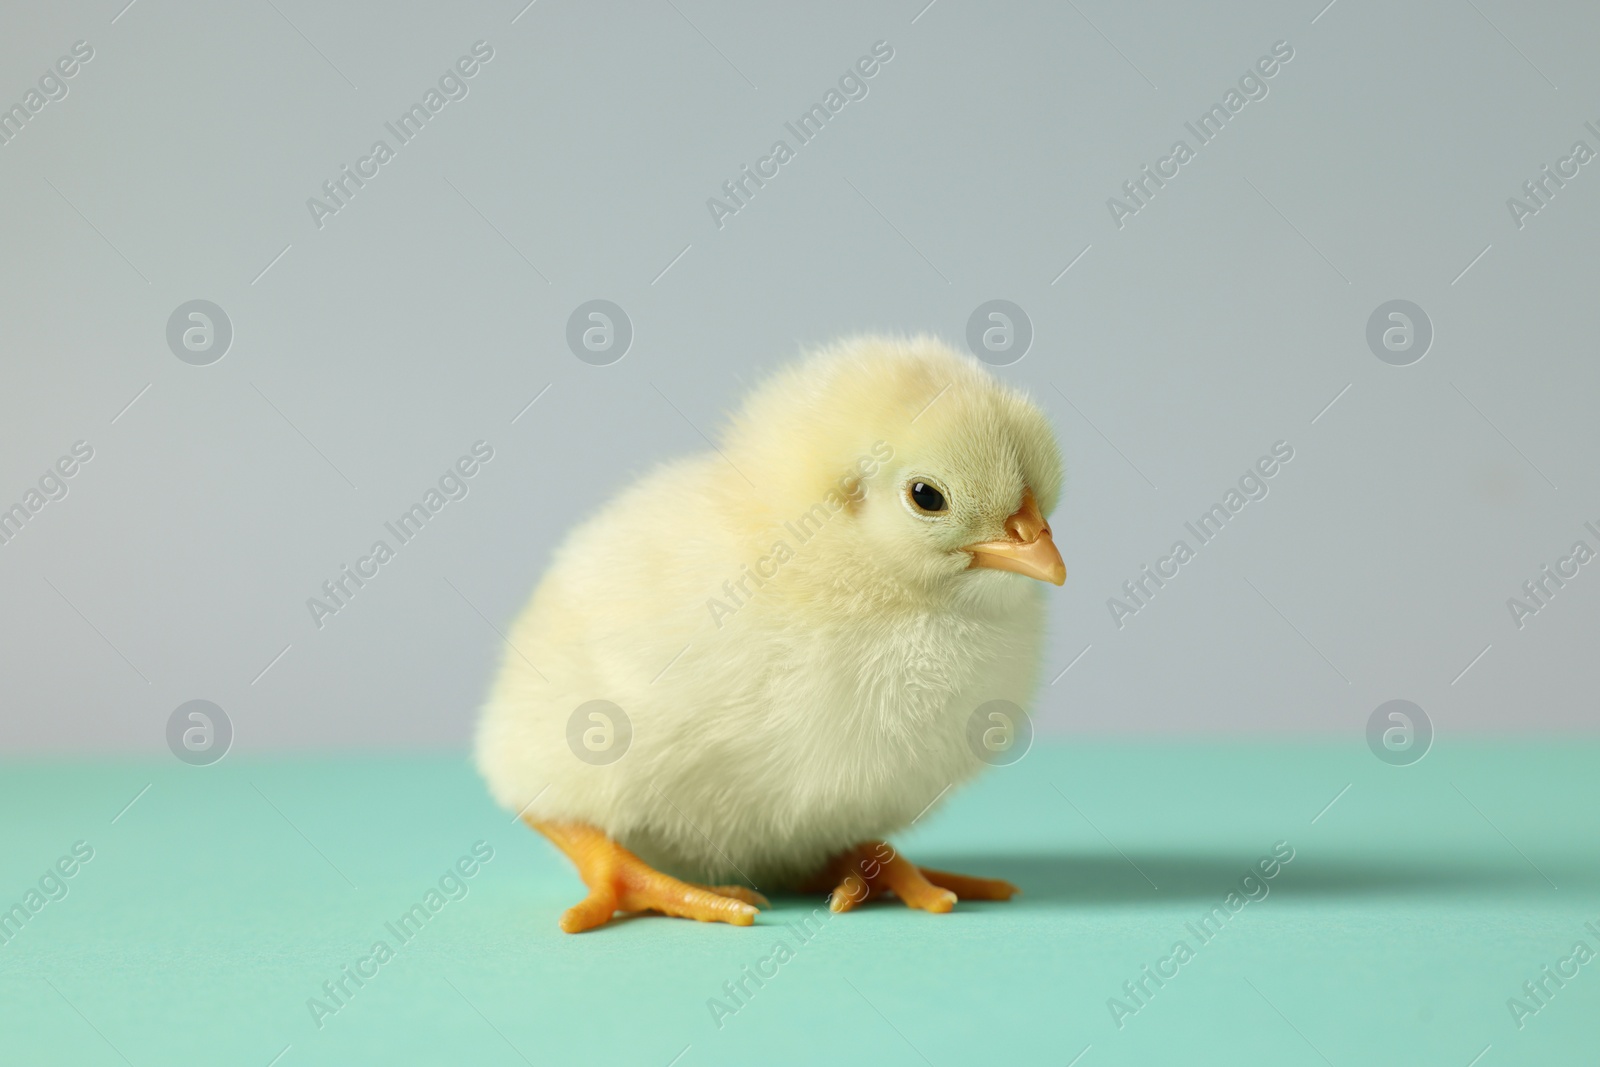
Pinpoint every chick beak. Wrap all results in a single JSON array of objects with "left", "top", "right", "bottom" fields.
[{"left": 964, "top": 490, "right": 1066, "bottom": 586}]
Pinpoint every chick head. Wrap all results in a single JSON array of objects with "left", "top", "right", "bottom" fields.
[{"left": 722, "top": 335, "right": 1065, "bottom": 606}]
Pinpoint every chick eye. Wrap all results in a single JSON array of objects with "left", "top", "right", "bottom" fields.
[{"left": 908, "top": 481, "right": 947, "bottom": 513}]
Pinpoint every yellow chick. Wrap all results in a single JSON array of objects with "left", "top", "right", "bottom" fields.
[{"left": 475, "top": 335, "right": 1065, "bottom": 932}]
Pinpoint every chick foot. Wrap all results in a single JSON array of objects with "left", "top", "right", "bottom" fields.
[
  {"left": 808, "top": 841, "right": 1020, "bottom": 914},
  {"left": 528, "top": 819, "right": 763, "bottom": 933}
]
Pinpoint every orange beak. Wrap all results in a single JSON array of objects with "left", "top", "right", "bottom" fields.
[{"left": 964, "top": 490, "right": 1066, "bottom": 586}]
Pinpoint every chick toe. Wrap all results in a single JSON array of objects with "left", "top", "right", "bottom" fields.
[
  {"left": 531, "top": 819, "right": 759, "bottom": 932},
  {"left": 917, "top": 868, "right": 1021, "bottom": 901},
  {"left": 879, "top": 858, "right": 957, "bottom": 914},
  {"left": 617, "top": 873, "right": 760, "bottom": 927},
  {"left": 560, "top": 888, "right": 621, "bottom": 934},
  {"left": 826, "top": 871, "right": 883, "bottom": 914},
  {"left": 688, "top": 884, "right": 770, "bottom": 908}
]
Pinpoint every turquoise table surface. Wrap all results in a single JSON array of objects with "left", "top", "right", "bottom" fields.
[{"left": 1, "top": 741, "right": 1595, "bottom": 1066}]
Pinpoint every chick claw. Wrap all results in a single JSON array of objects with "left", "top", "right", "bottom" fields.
[
  {"left": 816, "top": 841, "right": 1020, "bottom": 914},
  {"left": 529, "top": 819, "right": 763, "bottom": 933}
]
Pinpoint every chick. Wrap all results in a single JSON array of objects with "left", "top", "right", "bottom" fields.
[{"left": 475, "top": 335, "right": 1065, "bottom": 932}]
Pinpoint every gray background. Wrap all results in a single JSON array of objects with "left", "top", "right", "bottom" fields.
[{"left": 2, "top": 0, "right": 1595, "bottom": 752}]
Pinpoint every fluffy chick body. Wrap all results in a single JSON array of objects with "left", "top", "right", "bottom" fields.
[{"left": 475, "top": 336, "right": 1062, "bottom": 887}]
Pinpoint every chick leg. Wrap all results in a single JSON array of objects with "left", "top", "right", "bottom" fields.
[
  {"left": 528, "top": 819, "right": 761, "bottom": 933},
  {"left": 817, "top": 841, "right": 1018, "bottom": 913}
]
